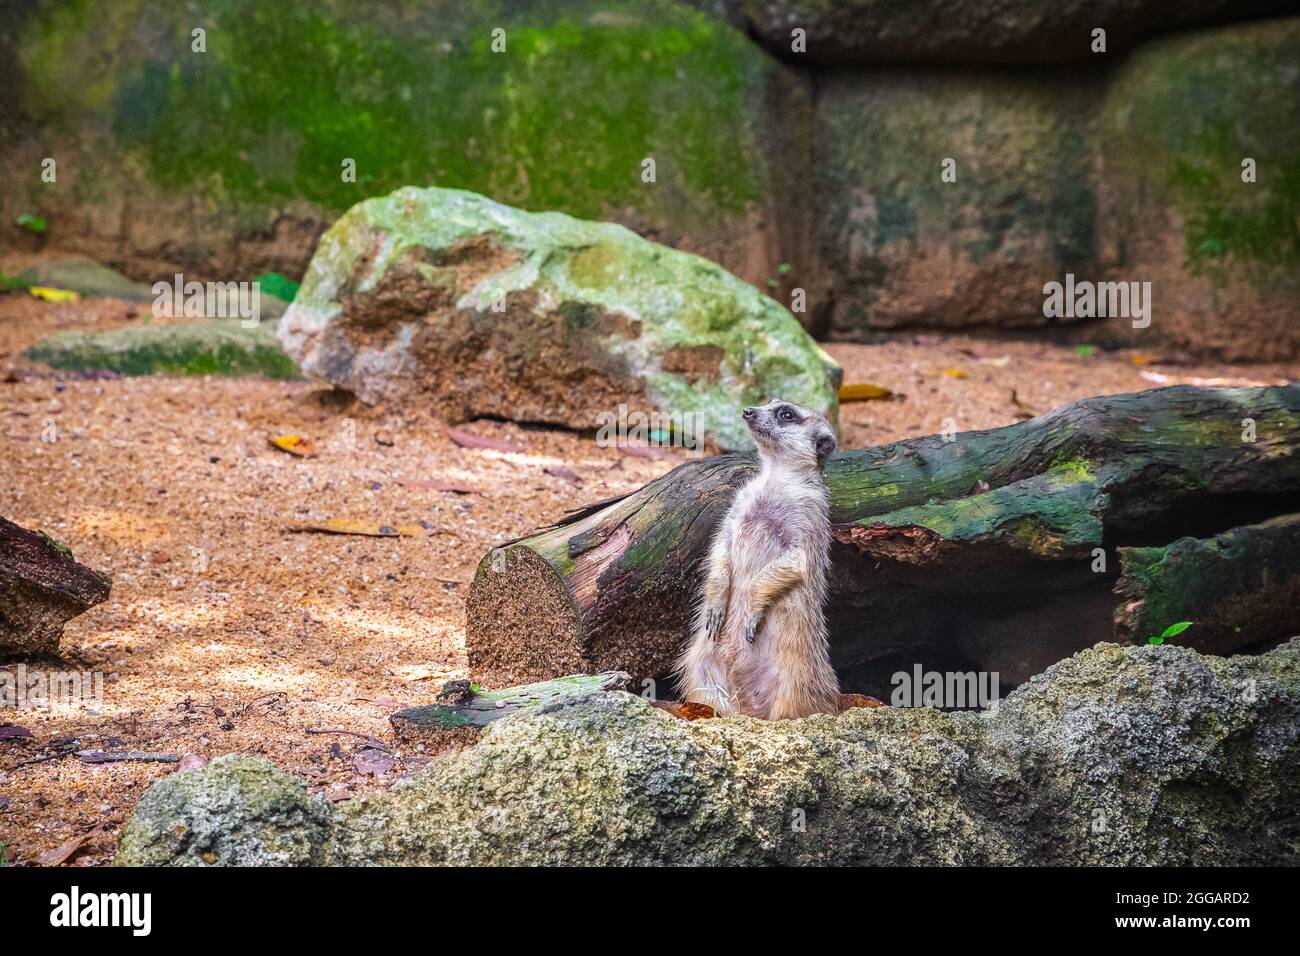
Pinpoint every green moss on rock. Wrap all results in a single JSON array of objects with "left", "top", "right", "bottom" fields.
[
  {"left": 25, "top": 320, "right": 301, "bottom": 379},
  {"left": 280, "top": 186, "right": 838, "bottom": 450}
]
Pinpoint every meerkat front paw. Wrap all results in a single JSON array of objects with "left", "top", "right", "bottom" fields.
[
  {"left": 704, "top": 603, "right": 726, "bottom": 641},
  {"left": 740, "top": 611, "right": 764, "bottom": 644}
]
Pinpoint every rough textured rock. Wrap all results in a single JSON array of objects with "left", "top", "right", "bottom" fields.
[
  {"left": 0, "top": 518, "right": 111, "bottom": 656},
  {"left": 279, "top": 186, "right": 839, "bottom": 450},
  {"left": 25, "top": 320, "right": 300, "bottom": 380},
  {"left": 17, "top": 258, "right": 155, "bottom": 303},
  {"left": 115, "top": 755, "right": 332, "bottom": 867},
  {"left": 739, "top": 0, "right": 1299, "bottom": 65},
  {"left": 815, "top": 16, "right": 1300, "bottom": 360},
  {"left": 1089, "top": 18, "right": 1300, "bottom": 361},
  {"left": 117, "top": 641, "right": 1300, "bottom": 865},
  {"left": 0, "top": 0, "right": 809, "bottom": 292},
  {"left": 815, "top": 69, "right": 1103, "bottom": 337}
]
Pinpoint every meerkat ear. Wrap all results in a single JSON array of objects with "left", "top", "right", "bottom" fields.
[{"left": 815, "top": 431, "right": 837, "bottom": 465}]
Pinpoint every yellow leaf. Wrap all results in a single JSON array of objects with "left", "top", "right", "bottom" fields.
[
  {"left": 1130, "top": 353, "right": 1154, "bottom": 366},
  {"left": 940, "top": 368, "right": 968, "bottom": 379},
  {"left": 287, "top": 519, "right": 430, "bottom": 538},
  {"left": 29, "top": 286, "right": 81, "bottom": 303},
  {"left": 837, "top": 382, "right": 893, "bottom": 402},
  {"left": 268, "top": 434, "right": 317, "bottom": 457}
]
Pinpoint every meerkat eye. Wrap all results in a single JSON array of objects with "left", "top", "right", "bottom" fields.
[{"left": 778, "top": 406, "right": 797, "bottom": 422}]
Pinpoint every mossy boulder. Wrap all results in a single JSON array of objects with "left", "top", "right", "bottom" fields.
[
  {"left": 115, "top": 755, "right": 332, "bottom": 866},
  {"left": 1, "top": 0, "right": 807, "bottom": 291},
  {"left": 1093, "top": 17, "right": 1300, "bottom": 361},
  {"left": 279, "top": 186, "right": 839, "bottom": 450},
  {"left": 24, "top": 320, "right": 301, "bottom": 379},
  {"left": 815, "top": 70, "right": 1104, "bottom": 336},
  {"left": 116, "top": 640, "right": 1300, "bottom": 865},
  {"left": 738, "top": 0, "right": 1296, "bottom": 64}
]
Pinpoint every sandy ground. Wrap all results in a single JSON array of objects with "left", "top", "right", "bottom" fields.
[{"left": 1, "top": 290, "right": 1295, "bottom": 866}]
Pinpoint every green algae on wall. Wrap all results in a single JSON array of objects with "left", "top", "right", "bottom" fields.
[
  {"left": 17, "top": 0, "right": 770, "bottom": 227},
  {"left": 1102, "top": 19, "right": 1300, "bottom": 283}
]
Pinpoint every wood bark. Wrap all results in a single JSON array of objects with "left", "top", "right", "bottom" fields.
[
  {"left": 0, "top": 517, "right": 111, "bottom": 656},
  {"left": 467, "top": 384, "right": 1300, "bottom": 695}
]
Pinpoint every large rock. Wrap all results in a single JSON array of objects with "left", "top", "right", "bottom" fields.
[
  {"left": 279, "top": 186, "right": 839, "bottom": 450},
  {"left": 815, "top": 16, "right": 1300, "bottom": 360},
  {"left": 25, "top": 320, "right": 300, "bottom": 380},
  {"left": 0, "top": 518, "right": 110, "bottom": 656},
  {"left": 815, "top": 70, "right": 1104, "bottom": 336},
  {"left": 0, "top": 0, "right": 809, "bottom": 293},
  {"left": 1090, "top": 18, "right": 1300, "bottom": 361},
  {"left": 739, "top": 0, "right": 1298, "bottom": 64},
  {"left": 116, "top": 640, "right": 1300, "bottom": 865},
  {"left": 115, "top": 756, "right": 332, "bottom": 867}
]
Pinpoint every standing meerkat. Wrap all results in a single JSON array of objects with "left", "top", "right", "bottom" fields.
[{"left": 674, "top": 399, "right": 841, "bottom": 720}]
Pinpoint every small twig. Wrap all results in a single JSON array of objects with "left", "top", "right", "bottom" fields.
[
  {"left": 13, "top": 750, "right": 72, "bottom": 769},
  {"left": 75, "top": 750, "right": 181, "bottom": 764},
  {"left": 304, "top": 728, "right": 391, "bottom": 752}
]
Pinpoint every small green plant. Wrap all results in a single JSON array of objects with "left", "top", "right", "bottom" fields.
[
  {"left": 0, "top": 271, "right": 33, "bottom": 292},
  {"left": 1148, "top": 621, "right": 1193, "bottom": 645},
  {"left": 16, "top": 213, "right": 48, "bottom": 234},
  {"left": 254, "top": 271, "right": 300, "bottom": 303},
  {"left": 0, "top": 842, "right": 8, "bottom": 867},
  {"left": 765, "top": 262, "right": 793, "bottom": 288},
  {"left": 1075, "top": 344, "right": 1095, "bottom": 358}
]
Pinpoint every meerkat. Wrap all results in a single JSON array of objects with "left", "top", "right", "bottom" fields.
[{"left": 674, "top": 399, "right": 841, "bottom": 720}]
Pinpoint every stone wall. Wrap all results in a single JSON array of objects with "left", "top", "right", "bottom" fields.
[{"left": 4, "top": 0, "right": 1298, "bottom": 358}]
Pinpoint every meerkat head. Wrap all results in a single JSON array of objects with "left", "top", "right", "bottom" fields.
[{"left": 742, "top": 399, "right": 837, "bottom": 471}]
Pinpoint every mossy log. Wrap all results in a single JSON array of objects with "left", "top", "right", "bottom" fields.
[
  {"left": 390, "top": 671, "right": 629, "bottom": 734},
  {"left": 1115, "top": 513, "right": 1300, "bottom": 655},
  {"left": 467, "top": 385, "right": 1300, "bottom": 694},
  {"left": 0, "top": 517, "right": 111, "bottom": 655}
]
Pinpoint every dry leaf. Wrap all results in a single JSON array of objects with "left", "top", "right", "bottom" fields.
[
  {"left": 651, "top": 700, "right": 717, "bottom": 721},
  {"left": 447, "top": 427, "right": 526, "bottom": 454},
  {"left": 839, "top": 693, "right": 884, "bottom": 712},
  {"left": 287, "top": 519, "right": 430, "bottom": 538},
  {"left": 1009, "top": 389, "right": 1040, "bottom": 420},
  {"left": 36, "top": 830, "right": 94, "bottom": 867},
  {"left": 940, "top": 368, "right": 969, "bottom": 379},
  {"left": 837, "top": 382, "right": 893, "bottom": 402},
  {"left": 29, "top": 286, "right": 81, "bottom": 304},
  {"left": 0, "top": 724, "right": 34, "bottom": 741},
  {"left": 394, "top": 477, "right": 479, "bottom": 494},
  {"left": 620, "top": 443, "right": 666, "bottom": 460},
  {"left": 980, "top": 355, "right": 1012, "bottom": 367},
  {"left": 1129, "top": 353, "right": 1154, "bottom": 366},
  {"left": 353, "top": 747, "right": 395, "bottom": 777},
  {"left": 268, "top": 434, "right": 317, "bottom": 457},
  {"left": 178, "top": 753, "right": 208, "bottom": 771},
  {"left": 545, "top": 466, "right": 582, "bottom": 484}
]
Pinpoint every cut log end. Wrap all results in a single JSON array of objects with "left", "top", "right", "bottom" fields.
[{"left": 467, "top": 545, "right": 586, "bottom": 687}]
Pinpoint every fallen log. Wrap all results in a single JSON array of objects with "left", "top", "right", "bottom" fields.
[
  {"left": 0, "top": 517, "right": 111, "bottom": 656},
  {"left": 1114, "top": 513, "right": 1300, "bottom": 655},
  {"left": 467, "top": 385, "right": 1300, "bottom": 695},
  {"left": 390, "top": 671, "right": 629, "bottom": 734}
]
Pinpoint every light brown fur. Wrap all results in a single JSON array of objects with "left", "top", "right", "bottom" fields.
[{"left": 674, "top": 399, "right": 841, "bottom": 720}]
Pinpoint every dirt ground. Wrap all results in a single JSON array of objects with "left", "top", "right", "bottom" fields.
[{"left": 1, "top": 289, "right": 1295, "bottom": 866}]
